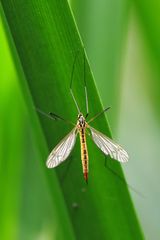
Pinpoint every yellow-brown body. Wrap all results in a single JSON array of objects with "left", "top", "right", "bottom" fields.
[
  {"left": 79, "top": 127, "right": 88, "bottom": 182},
  {"left": 77, "top": 113, "right": 89, "bottom": 182}
]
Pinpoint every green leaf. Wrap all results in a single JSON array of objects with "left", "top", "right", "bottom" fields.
[
  {"left": 0, "top": 20, "right": 24, "bottom": 240},
  {"left": 1, "top": 0, "right": 144, "bottom": 239},
  {"left": 0, "top": 6, "right": 75, "bottom": 240}
]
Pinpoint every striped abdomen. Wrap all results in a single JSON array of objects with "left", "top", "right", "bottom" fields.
[{"left": 79, "top": 127, "right": 88, "bottom": 183}]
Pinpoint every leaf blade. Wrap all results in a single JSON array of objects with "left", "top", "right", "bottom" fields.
[{"left": 1, "top": 0, "right": 144, "bottom": 239}]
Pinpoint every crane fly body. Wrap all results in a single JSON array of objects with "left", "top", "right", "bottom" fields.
[
  {"left": 46, "top": 112, "right": 128, "bottom": 183},
  {"left": 37, "top": 51, "right": 129, "bottom": 183},
  {"left": 77, "top": 113, "right": 89, "bottom": 182}
]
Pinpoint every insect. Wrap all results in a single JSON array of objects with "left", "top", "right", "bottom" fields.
[{"left": 37, "top": 52, "right": 129, "bottom": 183}]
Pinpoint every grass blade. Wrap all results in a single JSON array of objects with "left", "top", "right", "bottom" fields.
[{"left": 1, "top": 0, "right": 144, "bottom": 239}]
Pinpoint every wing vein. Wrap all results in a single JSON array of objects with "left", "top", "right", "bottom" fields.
[
  {"left": 46, "top": 127, "right": 77, "bottom": 168},
  {"left": 89, "top": 126, "right": 129, "bottom": 162}
]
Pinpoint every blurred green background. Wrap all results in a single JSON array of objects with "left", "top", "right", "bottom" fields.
[{"left": 1, "top": 0, "right": 160, "bottom": 239}]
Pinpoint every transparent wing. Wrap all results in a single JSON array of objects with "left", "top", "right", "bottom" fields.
[
  {"left": 46, "top": 127, "right": 77, "bottom": 168},
  {"left": 90, "top": 127, "right": 129, "bottom": 162}
]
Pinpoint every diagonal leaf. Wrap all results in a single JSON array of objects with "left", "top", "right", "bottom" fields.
[
  {"left": 0, "top": 5, "right": 75, "bottom": 240},
  {"left": 1, "top": 0, "right": 144, "bottom": 239}
]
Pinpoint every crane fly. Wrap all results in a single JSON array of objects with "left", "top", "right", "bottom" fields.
[{"left": 37, "top": 51, "right": 129, "bottom": 183}]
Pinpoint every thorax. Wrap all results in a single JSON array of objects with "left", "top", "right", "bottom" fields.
[{"left": 77, "top": 114, "right": 87, "bottom": 130}]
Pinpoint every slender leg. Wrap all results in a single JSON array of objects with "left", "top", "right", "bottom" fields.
[
  {"left": 49, "top": 112, "right": 75, "bottom": 126},
  {"left": 36, "top": 108, "right": 57, "bottom": 120},
  {"left": 60, "top": 155, "right": 74, "bottom": 183},
  {"left": 104, "top": 157, "right": 144, "bottom": 198},
  {"left": 36, "top": 108, "right": 75, "bottom": 126},
  {"left": 70, "top": 52, "right": 81, "bottom": 113},
  {"left": 87, "top": 107, "right": 111, "bottom": 124},
  {"left": 83, "top": 49, "right": 89, "bottom": 118},
  {"left": 70, "top": 49, "right": 90, "bottom": 117}
]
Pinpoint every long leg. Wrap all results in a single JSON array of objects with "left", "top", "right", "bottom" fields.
[
  {"left": 36, "top": 108, "right": 75, "bottom": 126},
  {"left": 60, "top": 155, "right": 74, "bottom": 183},
  {"left": 83, "top": 49, "right": 89, "bottom": 118},
  {"left": 70, "top": 52, "right": 81, "bottom": 113},
  {"left": 49, "top": 112, "right": 75, "bottom": 126},
  {"left": 87, "top": 107, "right": 110, "bottom": 123},
  {"left": 105, "top": 157, "right": 144, "bottom": 198}
]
